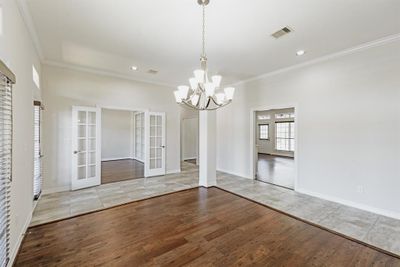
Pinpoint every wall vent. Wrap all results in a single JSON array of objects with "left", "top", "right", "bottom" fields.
[
  {"left": 271, "top": 27, "right": 292, "bottom": 39},
  {"left": 147, "top": 69, "right": 158, "bottom": 74}
]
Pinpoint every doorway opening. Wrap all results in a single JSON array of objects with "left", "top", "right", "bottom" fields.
[
  {"left": 253, "top": 108, "right": 296, "bottom": 190},
  {"left": 100, "top": 108, "right": 144, "bottom": 184},
  {"left": 71, "top": 106, "right": 166, "bottom": 191},
  {"left": 181, "top": 117, "right": 199, "bottom": 166}
]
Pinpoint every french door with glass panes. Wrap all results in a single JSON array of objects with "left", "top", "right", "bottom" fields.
[
  {"left": 145, "top": 112, "right": 166, "bottom": 177},
  {"left": 71, "top": 106, "right": 101, "bottom": 190}
]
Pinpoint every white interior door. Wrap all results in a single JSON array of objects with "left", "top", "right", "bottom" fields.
[
  {"left": 71, "top": 106, "right": 101, "bottom": 190},
  {"left": 145, "top": 112, "right": 166, "bottom": 177}
]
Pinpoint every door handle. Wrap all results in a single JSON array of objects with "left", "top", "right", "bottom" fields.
[
  {"left": 73, "top": 150, "right": 81, "bottom": 154},
  {"left": 160, "top": 146, "right": 165, "bottom": 148}
]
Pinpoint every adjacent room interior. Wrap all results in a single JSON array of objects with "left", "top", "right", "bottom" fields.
[
  {"left": 255, "top": 108, "right": 295, "bottom": 189},
  {"left": 101, "top": 108, "right": 145, "bottom": 184},
  {"left": 1, "top": 0, "right": 400, "bottom": 265},
  {"left": 181, "top": 117, "right": 199, "bottom": 165}
]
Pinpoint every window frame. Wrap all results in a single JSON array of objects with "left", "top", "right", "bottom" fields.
[
  {"left": 275, "top": 121, "right": 295, "bottom": 152},
  {"left": 258, "top": 124, "right": 270, "bottom": 140}
]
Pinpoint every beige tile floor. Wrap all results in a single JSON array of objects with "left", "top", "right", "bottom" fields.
[{"left": 32, "top": 161, "right": 400, "bottom": 257}]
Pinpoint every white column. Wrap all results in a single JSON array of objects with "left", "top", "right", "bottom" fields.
[{"left": 199, "top": 110, "right": 217, "bottom": 187}]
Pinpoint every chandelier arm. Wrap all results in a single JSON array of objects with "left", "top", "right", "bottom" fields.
[
  {"left": 205, "top": 98, "right": 211, "bottom": 108},
  {"left": 209, "top": 95, "right": 223, "bottom": 107},
  {"left": 179, "top": 99, "right": 231, "bottom": 111},
  {"left": 181, "top": 99, "right": 198, "bottom": 110}
]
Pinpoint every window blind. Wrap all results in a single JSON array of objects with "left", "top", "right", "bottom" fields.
[
  {"left": 33, "top": 101, "right": 42, "bottom": 200},
  {"left": 0, "top": 60, "right": 14, "bottom": 267}
]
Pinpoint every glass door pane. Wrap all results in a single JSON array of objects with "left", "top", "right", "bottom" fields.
[
  {"left": 72, "top": 107, "right": 100, "bottom": 190},
  {"left": 149, "top": 114, "right": 162, "bottom": 170}
]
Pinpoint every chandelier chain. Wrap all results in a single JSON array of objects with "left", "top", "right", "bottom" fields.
[{"left": 202, "top": 3, "right": 206, "bottom": 58}]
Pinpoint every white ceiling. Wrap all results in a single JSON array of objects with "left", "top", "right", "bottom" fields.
[{"left": 24, "top": 0, "right": 400, "bottom": 86}]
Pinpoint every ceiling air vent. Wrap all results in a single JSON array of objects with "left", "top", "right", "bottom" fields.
[
  {"left": 271, "top": 27, "right": 292, "bottom": 39},
  {"left": 147, "top": 69, "right": 158, "bottom": 74}
]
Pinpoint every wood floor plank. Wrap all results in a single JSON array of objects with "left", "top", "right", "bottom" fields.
[
  {"left": 14, "top": 187, "right": 400, "bottom": 266},
  {"left": 101, "top": 159, "right": 144, "bottom": 184}
]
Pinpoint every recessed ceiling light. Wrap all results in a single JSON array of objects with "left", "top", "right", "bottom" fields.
[
  {"left": 130, "top": 66, "right": 138, "bottom": 71},
  {"left": 296, "top": 50, "right": 306, "bottom": 56}
]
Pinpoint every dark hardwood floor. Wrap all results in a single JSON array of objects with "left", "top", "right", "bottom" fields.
[
  {"left": 257, "top": 153, "right": 295, "bottom": 189},
  {"left": 101, "top": 159, "right": 144, "bottom": 184},
  {"left": 15, "top": 188, "right": 400, "bottom": 266}
]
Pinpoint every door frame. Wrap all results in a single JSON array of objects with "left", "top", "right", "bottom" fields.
[
  {"left": 97, "top": 105, "right": 149, "bottom": 182},
  {"left": 249, "top": 104, "right": 299, "bottom": 191}
]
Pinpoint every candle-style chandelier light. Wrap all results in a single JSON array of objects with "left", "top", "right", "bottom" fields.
[{"left": 174, "top": 0, "right": 235, "bottom": 110}]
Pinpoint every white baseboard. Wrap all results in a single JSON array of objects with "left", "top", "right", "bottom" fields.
[
  {"left": 42, "top": 185, "right": 70, "bottom": 195},
  {"left": 258, "top": 152, "right": 294, "bottom": 158},
  {"left": 297, "top": 187, "right": 400, "bottom": 220},
  {"left": 217, "top": 168, "right": 251, "bottom": 180},
  {"left": 132, "top": 157, "right": 144, "bottom": 163},
  {"left": 166, "top": 169, "right": 181, "bottom": 174},
  {"left": 182, "top": 157, "right": 197, "bottom": 161},
  {"left": 101, "top": 157, "right": 133, "bottom": 162},
  {"left": 8, "top": 212, "right": 32, "bottom": 267}
]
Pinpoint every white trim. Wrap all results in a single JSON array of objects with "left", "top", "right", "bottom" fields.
[
  {"left": 297, "top": 188, "right": 400, "bottom": 220},
  {"left": 8, "top": 212, "right": 32, "bottom": 267},
  {"left": 217, "top": 168, "right": 251, "bottom": 180},
  {"left": 250, "top": 104, "right": 299, "bottom": 190},
  {"left": 260, "top": 152, "right": 295, "bottom": 158},
  {"left": 43, "top": 60, "right": 174, "bottom": 88},
  {"left": 42, "top": 185, "right": 70, "bottom": 195},
  {"left": 101, "top": 157, "right": 134, "bottom": 162},
  {"left": 132, "top": 157, "right": 144, "bottom": 164},
  {"left": 16, "top": 0, "right": 45, "bottom": 61},
  {"left": 229, "top": 33, "right": 400, "bottom": 87},
  {"left": 182, "top": 157, "right": 197, "bottom": 161},
  {"left": 98, "top": 105, "right": 148, "bottom": 113},
  {"left": 166, "top": 169, "right": 181, "bottom": 175}
]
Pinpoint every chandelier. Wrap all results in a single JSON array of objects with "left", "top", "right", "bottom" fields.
[{"left": 173, "top": 0, "right": 235, "bottom": 110}]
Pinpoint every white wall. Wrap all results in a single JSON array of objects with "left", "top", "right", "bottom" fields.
[
  {"left": 41, "top": 65, "right": 181, "bottom": 192},
  {"left": 217, "top": 40, "right": 400, "bottom": 218},
  {"left": 0, "top": 0, "right": 41, "bottom": 263},
  {"left": 101, "top": 109, "right": 132, "bottom": 161}
]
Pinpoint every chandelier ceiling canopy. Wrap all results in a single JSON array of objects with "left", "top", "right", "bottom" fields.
[{"left": 174, "top": 0, "right": 235, "bottom": 110}]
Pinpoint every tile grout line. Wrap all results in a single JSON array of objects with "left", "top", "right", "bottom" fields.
[{"left": 362, "top": 215, "right": 380, "bottom": 241}]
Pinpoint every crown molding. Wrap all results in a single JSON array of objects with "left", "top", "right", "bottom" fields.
[
  {"left": 16, "top": 0, "right": 45, "bottom": 61},
  {"left": 17, "top": 0, "right": 400, "bottom": 89},
  {"left": 43, "top": 60, "right": 175, "bottom": 88},
  {"left": 230, "top": 32, "right": 400, "bottom": 87}
]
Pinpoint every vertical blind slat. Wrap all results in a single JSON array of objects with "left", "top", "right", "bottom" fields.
[
  {"left": 0, "top": 74, "right": 12, "bottom": 267},
  {"left": 33, "top": 105, "right": 42, "bottom": 199}
]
